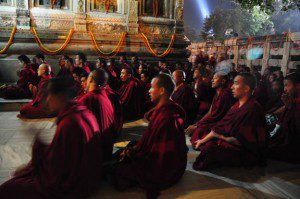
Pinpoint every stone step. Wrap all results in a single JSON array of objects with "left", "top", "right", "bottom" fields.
[{"left": 0, "top": 98, "right": 31, "bottom": 112}]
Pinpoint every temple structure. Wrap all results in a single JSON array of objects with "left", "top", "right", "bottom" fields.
[{"left": 0, "top": 0, "right": 188, "bottom": 82}]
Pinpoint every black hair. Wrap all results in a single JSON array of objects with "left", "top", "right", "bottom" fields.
[
  {"left": 91, "top": 68, "right": 108, "bottom": 86},
  {"left": 17, "top": 55, "right": 31, "bottom": 65},
  {"left": 76, "top": 52, "right": 87, "bottom": 63},
  {"left": 285, "top": 72, "right": 300, "bottom": 85},
  {"left": 46, "top": 78, "right": 78, "bottom": 100},
  {"left": 72, "top": 67, "right": 88, "bottom": 77},
  {"left": 238, "top": 72, "right": 257, "bottom": 92},
  {"left": 35, "top": 53, "right": 45, "bottom": 60},
  {"left": 155, "top": 73, "right": 175, "bottom": 97}
]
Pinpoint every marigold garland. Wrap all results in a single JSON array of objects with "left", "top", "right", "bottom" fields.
[
  {"left": 31, "top": 27, "right": 74, "bottom": 55},
  {"left": 50, "top": 0, "right": 55, "bottom": 9},
  {"left": 0, "top": 26, "right": 17, "bottom": 54},
  {"left": 90, "top": 31, "right": 127, "bottom": 58},
  {"left": 140, "top": 33, "right": 176, "bottom": 58}
]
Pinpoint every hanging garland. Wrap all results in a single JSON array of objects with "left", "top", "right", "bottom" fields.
[
  {"left": 104, "top": 0, "right": 111, "bottom": 13},
  {"left": 268, "top": 32, "right": 288, "bottom": 51},
  {"left": 140, "top": 33, "right": 176, "bottom": 58},
  {"left": 90, "top": 31, "right": 127, "bottom": 58},
  {"left": 31, "top": 27, "right": 74, "bottom": 55},
  {"left": 0, "top": 26, "right": 17, "bottom": 54},
  {"left": 153, "top": 0, "right": 159, "bottom": 17}
]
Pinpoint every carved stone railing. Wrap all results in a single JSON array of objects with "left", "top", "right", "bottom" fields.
[{"left": 187, "top": 32, "right": 300, "bottom": 76}]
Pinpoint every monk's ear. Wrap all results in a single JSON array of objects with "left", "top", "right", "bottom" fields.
[
  {"left": 128, "top": 73, "right": 132, "bottom": 78},
  {"left": 159, "top": 87, "right": 166, "bottom": 95}
]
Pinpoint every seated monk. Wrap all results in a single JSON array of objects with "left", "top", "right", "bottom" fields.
[
  {"left": 171, "top": 70, "right": 197, "bottom": 127},
  {"left": 268, "top": 72, "right": 300, "bottom": 164},
  {"left": 74, "top": 52, "right": 91, "bottom": 73},
  {"left": 56, "top": 56, "right": 73, "bottom": 79},
  {"left": 193, "top": 66, "right": 215, "bottom": 117},
  {"left": 186, "top": 71, "right": 235, "bottom": 144},
  {"left": 104, "top": 82, "right": 123, "bottom": 140},
  {"left": 106, "top": 60, "right": 120, "bottom": 91},
  {"left": 112, "top": 73, "right": 187, "bottom": 198},
  {"left": 141, "top": 71, "right": 153, "bottom": 112},
  {"left": 0, "top": 55, "right": 36, "bottom": 99},
  {"left": 79, "top": 69, "right": 115, "bottom": 162},
  {"left": 265, "top": 79, "right": 284, "bottom": 114},
  {"left": 117, "top": 67, "right": 142, "bottom": 120},
  {"left": 19, "top": 64, "right": 54, "bottom": 119},
  {"left": 193, "top": 73, "right": 267, "bottom": 171},
  {"left": 0, "top": 78, "right": 103, "bottom": 198},
  {"left": 72, "top": 67, "right": 88, "bottom": 98}
]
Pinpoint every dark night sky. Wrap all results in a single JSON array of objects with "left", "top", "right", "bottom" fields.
[{"left": 184, "top": 0, "right": 232, "bottom": 30}]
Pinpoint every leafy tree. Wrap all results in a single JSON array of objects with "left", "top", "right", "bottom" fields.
[{"left": 200, "top": 5, "right": 274, "bottom": 40}]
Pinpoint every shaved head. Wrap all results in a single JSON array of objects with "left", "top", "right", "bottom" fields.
[
  {"left": 38, "top": 63, "right": 51, "bottom": 76},
  {"left": 172, "top": 70, "right": 186, "bottom": 85}
]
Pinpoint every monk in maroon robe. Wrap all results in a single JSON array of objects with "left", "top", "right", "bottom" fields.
[
  {"left": 193, "top": 66, "right": 215, "bottom": 117},
  {"left": 193, "top": 73, "right": 267, "bottom": 171},
  {"left": 0, "top": 78, "right": 103, "bottom": 198},
  {"left": 79, "top": 69, "right": 115, "bottom": 162},
  {"left": 19, "top": 64, "right": 54, "bottom": 119},
  {"left": 113, "top": 73, "right": 187, "bottom": 198},
  {"left": 0, "top": 55, "right": 37, "bottom": 99},
  {"left": 171, "top": 70, "right": 197, "bottom": 127},
  {"left": 141, "top": 72, "right": 153, "bottom": 112},
  {"left": 186, "top": 72, "right": 235, "bottom": 144},
  {"left": 74, "top": 53, "right": 91, "bottom": 73},
  {"left": 268, "top": 72, "right": 300, "bottom": 163},
  {"left": 117, "top": 67, "right": 142, "bottom": 120},
  {"left": 105, "top": 85, "right": 123, "bottom": 139}
]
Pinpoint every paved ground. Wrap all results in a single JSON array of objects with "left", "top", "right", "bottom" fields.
[{"left": 0, "top": 111, "right": 300, "bottom": 198}]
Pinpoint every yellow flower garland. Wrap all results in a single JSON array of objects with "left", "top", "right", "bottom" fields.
[
  {"left": 0, "top": 26, "right": 17, "bottom": 54},
  {"left": 90, "top": 31, "right": 127, "bottom": 58},
  {"left": 31, "top": 27, "right": 74, "bottom": 55},
  {"left": 140, "top": 33, "right": 176, "bottom": 58}
]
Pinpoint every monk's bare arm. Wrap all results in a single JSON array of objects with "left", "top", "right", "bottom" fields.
[{"left": 195, "top": 130, "right": 218, "bottom": 149}]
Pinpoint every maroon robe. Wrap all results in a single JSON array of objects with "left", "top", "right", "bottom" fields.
[
  {"left": 141, "top": 81, "right": 153, "bottom": 113},
  {"left": 56, "top": 67, "right": 73, "bottom": 79},
  {"left": 253, "top": 79, "right": 269, "bottom": 108},
  {"left": 19, "top": 75, "right": 54, "bottom": 119},
  {"left": 1, "top": 65, "right": 37, "bottom": 99},
  {"left": 193, "top": 97, "right": 267, "bottom": 171},
  {"left": 194, "top": 77, "right": 215, "bottom": 117},
  {"left": 79, "top": 87, "right": 115, "bottom": 162},
  {"left": 268, "top": 97, "right": 300, "bottom": 163},
  {"left": 105, "top": 85, "right": 123, "bottom": 139},
  {"left": 0, "top": 101, "right": 103, "bottom": 198},
  {"left": 191, "top": 88, "right": 235, "bottom": 144},
  {"left": 171, "top": 83, "right": 197, "bottom": 127},
  {"left": 106, "top": 68, "right": 120, "bottom": 91},
  {"left": 117, "top": 78, "right": 142, "bottom": 120},
  {"left": 113, "top": 100, "right": 187, "bottom": 196}
]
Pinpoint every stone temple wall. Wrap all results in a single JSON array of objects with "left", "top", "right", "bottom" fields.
[{"left": 0, "top": 0, "right": 189, "bottom": 82}]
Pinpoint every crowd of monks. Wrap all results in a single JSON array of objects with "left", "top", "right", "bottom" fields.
[{"left": 0, "top": 52, "right": 299, "bottom": 198}]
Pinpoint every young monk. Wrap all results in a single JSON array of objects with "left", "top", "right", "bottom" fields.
[
  {"left": 0, "top": 78, "right": 103, "bottom": 198},
  {"left": 74, "top": 52, "right": 91, "bottom": 73},
  {"left": 141, "top": 71, "right": 153, "bottom": 112},
  {"left": 79, "top": 69, "right": 115, "bottom": 162},
  {"left": 0, "top": 55, "right": 36, "bottom": 99},
  {"left": 113, "top": 73, "right": 187, "bottom": 198},
  {"left": 193, "top": 73, "right": 267, "bottom": 171},
  {"left": 117, "top": 67, "right": 142, "bottom": 120},
  {"left": 268, "top": 72, "right": 300, "bottom": 163},
  {"left": 186, "top": 71, "right": 235, "bottom": 144},
  {"left": 171, "top": 70, "right": 197, "bottom": 127},
  {"left": 18, "top": 64, "right": 54, "bottom": 119}
]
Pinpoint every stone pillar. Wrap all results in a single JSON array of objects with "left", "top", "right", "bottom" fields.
[
  {"left": 233, "top": 45, "right": 239, "bottom": 67},
  {"left": 281, "top": 41, "right": 291, "bottom": 76},
  {"left": 174, "top": 0, "right": 184, "bottom": 34},
  {"left": 246, "top": 44, "right": 253, "bottom": 69},
  {"left": 262, "top": 40, "right": 271, "bottom": 74},
  {"left": 126, "top": 0, "right": 139, "bottom": 34},
  {"left": 16, "top": 0, "right": 30, "bottom": 29},
  {"left": 74, "top": 0, "right": 87, "bottom": 32}
]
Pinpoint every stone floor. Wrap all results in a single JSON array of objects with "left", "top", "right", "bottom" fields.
[{"left": 0, "top": 111, "right": 300, "bottom": 198}]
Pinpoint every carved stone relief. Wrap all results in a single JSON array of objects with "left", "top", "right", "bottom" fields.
[{"left": 88, "top": 22, "right": 125, "bottom": 33}]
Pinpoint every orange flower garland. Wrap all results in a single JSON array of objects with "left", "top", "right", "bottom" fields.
[
  {"left": 50, "top": 0, "right": 55, "bottom": 9},
  {"left": 0, "top": 26, "right": 17, "bottom": 54},
  {"left": 140, "top": 33, "right": 176, "bottom": 58},
  {"left": 31, "top": 27, "right": 74, "bottom": 55},
  {"left": 90, "top": 31, "right": 127, "bottom": 58}
]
